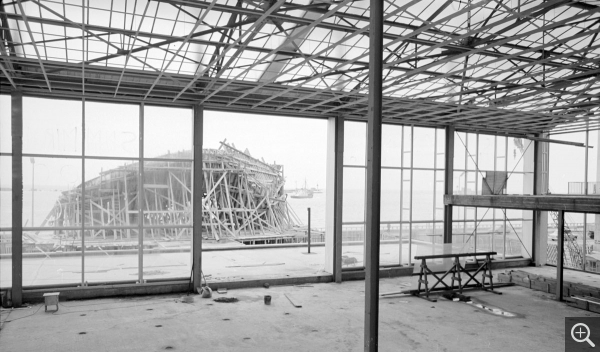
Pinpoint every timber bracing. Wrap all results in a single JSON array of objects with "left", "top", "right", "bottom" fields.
[{"left": 46, "top": 142, "right": 299, "bottom": 241}]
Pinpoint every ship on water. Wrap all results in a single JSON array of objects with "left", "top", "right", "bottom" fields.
[{"left": 290, "top": 180, "right": 314, "bottom": 199}]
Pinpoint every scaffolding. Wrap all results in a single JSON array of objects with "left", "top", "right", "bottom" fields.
[{"left": 44, "top": 141, "right": 300, "bottom": 241}]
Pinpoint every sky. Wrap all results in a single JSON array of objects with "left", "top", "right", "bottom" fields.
[{"left": 204, "top": 110, "right": 327, "bottom": 190}]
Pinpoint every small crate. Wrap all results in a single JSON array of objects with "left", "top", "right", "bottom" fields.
[{"left": 43, "top": 292, "right": 60, "bottom": 312}]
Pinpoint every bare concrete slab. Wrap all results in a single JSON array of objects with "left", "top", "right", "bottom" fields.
[{"left": 0, "top": 276, "right": 592, "bottom": 351}]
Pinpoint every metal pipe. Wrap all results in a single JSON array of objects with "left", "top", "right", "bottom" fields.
[{"left": 308, "top": 207, "right": 311, "bottom": 253}]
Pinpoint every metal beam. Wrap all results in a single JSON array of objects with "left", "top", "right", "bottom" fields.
[
  {"left": 173, "top": 0, "right": 286, "bottom": 101},
  {"left": 365, "top": 0, "right": 383, "bottom": 349},
  {"left": 143, "top": 0, "right": 217, "bottom": 99},
  {"left": 16, "top": 0, "right": 50, "bottom": 90}
]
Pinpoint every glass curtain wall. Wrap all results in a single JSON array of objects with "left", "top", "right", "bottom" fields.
[
  {"left": 547, "top": 130, "right": 599, "bottom": 272},
  {"left": 342, "top": 122, "right": 445, "bottom": 268},
  {"left": 2, "top": 97, "right": 193, "bottom": 287},
  {"left": 0, "top": 95, "right": 12, "bottom": 289},
  {"left": 453, "top": 132, "right": 533, "bottom": 259}
]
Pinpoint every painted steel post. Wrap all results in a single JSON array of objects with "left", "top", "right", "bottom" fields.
[
  {"left": 11, "top": 90, "right": 23, "bottom": 307},
  {"left": 365, "top": 0, "right": 383, "bottom": 350},
  {"left": 557, "top": 210, "right": 564, "bottom": 301}
]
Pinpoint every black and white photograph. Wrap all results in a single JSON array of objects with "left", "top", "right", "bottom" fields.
[{"left": 0, "top": 0, "right": 599, "bottom": 351}]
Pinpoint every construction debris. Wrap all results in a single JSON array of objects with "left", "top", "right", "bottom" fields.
[
  {"left": 214, "top": 297, "right": 238, "bottom": 303},
  {"left": 284, "top": 293, "right": 302, "bottom": 308}
]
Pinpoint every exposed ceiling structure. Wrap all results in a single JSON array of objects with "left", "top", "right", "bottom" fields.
[{"left": 0, "top": 0, "right": 599, "bottom": 135}]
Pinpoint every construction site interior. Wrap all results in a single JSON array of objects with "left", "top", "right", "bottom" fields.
[{"left": 1, "top": 0, "right": 600, "bottom": 351}]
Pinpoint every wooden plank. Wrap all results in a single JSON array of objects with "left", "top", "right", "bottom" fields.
[
  {"left": 445, "top": 194, "right": 600, "bottom": 213},
  {"left": 414, "top": 251, "right": 497, "bottom": 260},
  {"left": 284, "top": 293, "right": 302, "bottom": 308}
]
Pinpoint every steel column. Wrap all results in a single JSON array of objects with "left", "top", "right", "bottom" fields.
[
  {"left": 556, "top": 210, "right": 564, "bottom": 301},
  {"left": 364, "top": 0, "right": 383, "bottom": 350},
  {"left": 193, "top": 104, "right": 204, "bottom": 290},
  {"left": 138, "top": 103, "right": 144, "bottom": 283},
  {"left": 325, "top": 114, "right": 344, "bottom": 282},
  {"left": 11, "top": 90, "right": 23, "bottom": 307},
  {"left": 443, "top": 125, "right": 454, "bottom": 243}
]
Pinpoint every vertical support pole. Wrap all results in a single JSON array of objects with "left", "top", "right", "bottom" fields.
[
  {"left": 531, "top": 137, "right": 548, "bottom": 266},
  {"left": 193, "top": 104, "right": 203, "bottom": 290},
  {"left": 81, "top": 97, "right": 86, "bottom": 285},
  {"left": 443, "top": 126, "right": 455, "bottom": 244},
  {"left": 11, "top": 90, "right": 23, "bottom": 307},
  {"left": 557, "top": 210, "right": 564, "bottom": 301},
  {"left": 308, "top": 207, "right": 311, "bottom": 253},
  {"left": 597, "top": 128, "right": 600, "bottom": 241},
  {"left": 364, "top": 0, "right": 383, "bottom": 350},
  {"left": 583, "top": 125, "right": 589, "bottom": 271},
  {"left": 325, "top": 116, "right": 338, "bottom": 275},
  {"left": 138, "top": 103, "right": 144, "bottom": 283}
]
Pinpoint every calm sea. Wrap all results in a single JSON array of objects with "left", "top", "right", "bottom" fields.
[{"left": 0, "top": 189, "right": 439, "bottom": 230}]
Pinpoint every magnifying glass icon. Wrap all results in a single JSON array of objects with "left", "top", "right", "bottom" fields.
[{"left": 572, "top": 323, "right": 596, "bottom": 347}]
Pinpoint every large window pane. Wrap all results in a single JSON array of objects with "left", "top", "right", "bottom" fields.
[
  {"left": 343, "top": 167, "right": 365, "bottom": 223},
  {"left": 402, "top": 127, "right": 412, "bottom": 168},
  {"left": 436, "top": 129, "right": 445, "bottom": 168},
  {"left": 478, "top": 134, "right": 495, "bottom": 171},
  {"left": 382, "top": 124, "right": 402, "bottom": 167},
  {"left": 85, "top": 102, "right": 139, "bottom": 158},
  {"left": 380, "top": 222, "right": 401, "bottom": 266},
  {"left": 413, "top": 127, "right": 435, "bottom": 169},
  {"left": 84, "top": 244, "right": 138, "bottom": 284},
  {"left": 142, "top": 161, "right": 192, "bottom": 226},
  {"left": 508, "top": 137, "right": 531, "bottom": 173},
  {"left": 23, "top": 157, "right": 82, "bottom": 228},
  {"left": 549, "top": 133, "right": 587, "bottom": 194},
  {"left": 381, "top": 169, "right": 400, "bottom": 222},
  {"left": 23, "top": 97, "right": 82, "bottom": 156},
  {"left": 144, "top": 105, "right": 192, "bottom": 159},
  {"left": 342, "top": 223, "right": 364, "bottom": 268},
  {"left": 0, "top": 95, "right": 10, "bottom": 153},
  {"left": 496, "top": 136, "right": 507, "bottom": 172},
  {"left": 454, "top": 132, "right": 466, "bottom": 170},
  {"left": 23, "top": 230, "right": 82, "bottom": 286},
  {"left": 84, "top": 159, "right": 140, "bottom": 229},
  {"left": 0, "top": 230, "right": 10, "bottom": 289},
  {"left": 202, "top": 111, "right": 328, "bottom": 281},
  {"left": 344, "top": 121, "right": 366, "bottom": 166},
  {"left": 412, "top": 170, "right": 434, "bottom": 221},
  {"left": 0, "top": 156, "right": 10, "bottom": 229},
  {"left": 142, "top": 227, "right": 191, "bottom": 280},
  {"left": 466, "top": 133, "right": 477, "bottom": 171}
]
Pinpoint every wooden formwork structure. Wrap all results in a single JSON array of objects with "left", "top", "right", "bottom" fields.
[{"left": 45, "top": 142, "right": 300, "bottom": 241}]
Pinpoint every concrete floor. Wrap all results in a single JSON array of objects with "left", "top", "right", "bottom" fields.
[{"left": 0, "top": 275, "right": 593, "bottom": 351}]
